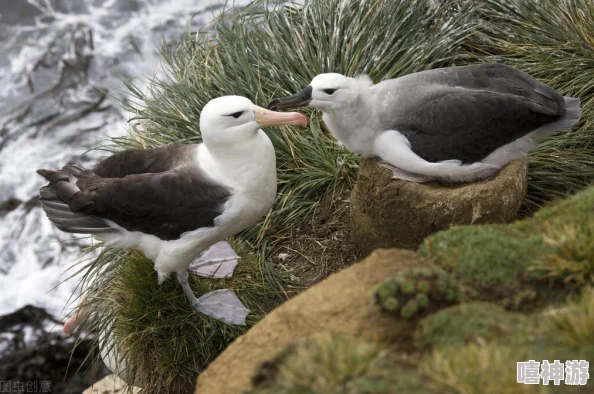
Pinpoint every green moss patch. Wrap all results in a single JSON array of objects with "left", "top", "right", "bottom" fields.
[
  {"left": 419, "top": 186, "right": 594, "bottom": 303},
  {"left": 422, "top": 289, "right": 594, "bottom": 394},
  {"left": 414, "top": 302, "right": 528, "bottom": 350}
]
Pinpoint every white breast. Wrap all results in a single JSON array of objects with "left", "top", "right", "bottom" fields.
[{"left": 323, "top": 112, "right": 377, "bottom": 158}]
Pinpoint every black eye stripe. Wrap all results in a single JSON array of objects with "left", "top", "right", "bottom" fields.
[
  {"left": 227, "top": 111, "right": 244, "bottom": 118},
  {"left": 323, "top": 89, "right": 337, "bottom": 95}
]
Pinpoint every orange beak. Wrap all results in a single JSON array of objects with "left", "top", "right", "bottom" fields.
[{"left": 253, "top": 105, "right": 308, "bottom": 128}]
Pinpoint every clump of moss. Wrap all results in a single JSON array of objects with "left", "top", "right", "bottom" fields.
[
  {"left": 81, "top": 239, "right": 282, "bottom": 394},
  {"left": 420, "top": 225, "right": 545, "bottom": 294},
  {"left": 419, "top": 186, "right": 594, "bottom": 303},
  {"left": 421, "top": 288, "right": 594, "bottom": 394},
  {"left": 414, "top": 302, "right": 528, "bottom": 350},
  {"left": 250, "top": 334, "right": 443, "bottom": 394},
  {"left": 375, "top": 267, "right": 459, "bottom": 319}
]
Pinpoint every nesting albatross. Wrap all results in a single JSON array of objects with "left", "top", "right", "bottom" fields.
[
  {"left": 37, "top": 96, "right": 307, "bottom": 325},
  {"left": 269, "top": 64, "right": 581, "bottom": 182}
]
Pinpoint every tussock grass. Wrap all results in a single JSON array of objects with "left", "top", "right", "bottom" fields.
[{"left": 74, "top": 239, "right": 280, "bottom": 394}]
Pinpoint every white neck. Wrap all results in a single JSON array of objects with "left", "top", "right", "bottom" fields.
[
  {"left": 322, "top": 96, "right": 378, "bottom": 158},
  {"left": 198, "top": 130, "right": 277, "bottom": 193}
]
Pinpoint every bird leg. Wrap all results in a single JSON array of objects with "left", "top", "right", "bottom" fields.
[
  {"left": 176, "top": 271, "right": 249, "bottom": 325},
  {"left": 177, "top": 271, "right": 200, "bottom": 305},
  {"left": 188, "top": 241, "right": 239, "bottom": 278}
]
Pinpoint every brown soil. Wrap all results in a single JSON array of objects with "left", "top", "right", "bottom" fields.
[
  {"left": 194, "top": 249, "right": 420, "bottom": 394},
  {"left": 267, "top": 189, "right": 364, "bottom": 296}
]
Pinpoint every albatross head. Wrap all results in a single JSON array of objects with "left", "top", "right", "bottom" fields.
[
  {"left": 268, "top": 73, "right": 371, "bottom": 112},
  {"left": 200, "top": 96, "right": 308, "bottom": 147}
]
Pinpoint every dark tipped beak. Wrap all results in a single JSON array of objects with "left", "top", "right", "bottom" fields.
[{"left": 267, "top": 86, "right": 313, "bottom": 111}]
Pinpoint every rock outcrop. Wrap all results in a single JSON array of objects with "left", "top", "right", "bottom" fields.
[
  {"left": 195, "top": 249, "right": 419, "bottom": 394},
  {"left": 350, "top": 158, "right": 527, "bottom": 253},
  {"left": 0, "top": 305, "right": 108, "bottom": 393},
  {"left": 83, "top": 375, "right": 140, "bottom": 394}
]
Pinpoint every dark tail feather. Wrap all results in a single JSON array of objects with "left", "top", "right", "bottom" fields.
[
  {"left": 37, "top": 166, "right": 116, "bottom": 236},
  {"left": 39, "top": 186, "right": 58, "bottom": 200}
]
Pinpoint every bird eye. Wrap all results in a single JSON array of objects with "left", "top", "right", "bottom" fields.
[
  {"left": 227, "top": 111, "right": 243, "bottom": 119},
  {"left": 323, "top": 89, "right": 337, "bottom": 95}
]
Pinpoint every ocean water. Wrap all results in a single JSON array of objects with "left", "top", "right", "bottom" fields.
[{"left": 0, "top": 0, "right": 242, "bottom": 323}]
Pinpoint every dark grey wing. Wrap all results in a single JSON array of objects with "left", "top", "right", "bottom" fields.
[
  {"left": 376, "top": 64, "right": 567, "bottom": 163},
  {"left": 38, "top": 165, "right": 232, "bottom": 241},
  {"left": 92, "top": 144, "right": 199, "bottom": 178}
]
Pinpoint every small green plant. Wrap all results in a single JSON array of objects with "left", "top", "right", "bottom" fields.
[
  {"left": 375, "top": 267, "right": 460, "bottom": 319},
  {"left": 548, "top": 287, "right": 594, "bottom": 347}
]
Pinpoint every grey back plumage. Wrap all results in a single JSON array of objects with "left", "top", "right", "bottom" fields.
[
  {"left": 373, "top": 64, "right": 574, "bottom": 163},
  {"left": 38, "top": 144, "right": 232, "bottom": 241}
]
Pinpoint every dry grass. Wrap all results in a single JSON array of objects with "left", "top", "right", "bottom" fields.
[
  {"left": 547, "top": 287, "right": 594, "bottom": 347},
  {"left": 529, "top": 222, "right": 594, "bottom": 285}
]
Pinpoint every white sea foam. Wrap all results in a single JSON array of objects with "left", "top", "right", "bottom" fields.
[{"left": 0, "top": 0, "right": 248, "bottom": 321}]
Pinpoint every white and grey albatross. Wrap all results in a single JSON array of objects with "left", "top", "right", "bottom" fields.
[
  {"left": 37, "top": 96, "right": 307, "bottom": 325},
  {"left": 269, "top": 64, "right": 581, "bottom": 182}
]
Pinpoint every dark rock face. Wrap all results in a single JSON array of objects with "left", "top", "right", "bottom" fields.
[
  {"left": 0, "top": 305, "right": 109, "bottom": 393},
  {"left": 0, "top": 199, "right": 22, "bottom": 215},
  {"left": 350, "top": 158, "right": 527, "bottom": 254}
]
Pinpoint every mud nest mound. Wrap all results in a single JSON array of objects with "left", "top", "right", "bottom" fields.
[{"left": 350, "top": 158, "right": 527, "bottom": 253}]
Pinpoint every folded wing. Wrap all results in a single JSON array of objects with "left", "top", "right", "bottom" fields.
[
  {"left": 38, "top": 145, "right": 232, "bottom": 241},
  {"left": 375, "top": 64, "right": 579, "bottom": 163}
]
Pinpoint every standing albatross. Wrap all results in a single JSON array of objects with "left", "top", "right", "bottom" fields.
[
  {"left": 37, "top": 96, "right": 307, "bottom": 325},
  {"left": 269, "top": 64, "right": 580, "bottom": 182}
]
